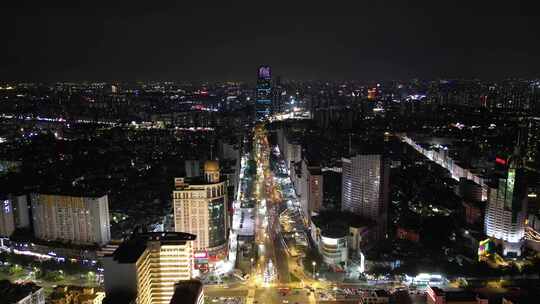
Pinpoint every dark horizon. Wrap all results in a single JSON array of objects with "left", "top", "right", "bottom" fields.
[{"left": 1, "top": 2, "right": 539, "bottom": 82}]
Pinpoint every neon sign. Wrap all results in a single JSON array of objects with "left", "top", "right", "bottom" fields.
[{"left": 194, "top": 252, "right": 208, "bottom": 259}]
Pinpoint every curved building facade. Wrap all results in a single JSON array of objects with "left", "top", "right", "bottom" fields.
[
  {"left": 319, "top": 232, "right": 348, "bottom": 266},
  {"left": 311, "top": 222, "right": 348, "bottom": 266},
  {"left": 484, "top": 154, "right": 528, "bottom": 257}
]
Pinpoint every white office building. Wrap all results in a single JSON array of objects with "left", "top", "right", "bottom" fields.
[
  {"left": 30, "top": 194, "right": 111, "bottom": 245},
  {"left": 342, "top": 154, "right": 389, "bottom": 240}
]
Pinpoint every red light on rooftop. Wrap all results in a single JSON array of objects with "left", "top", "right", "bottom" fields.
[{"left": 496, "top": 157, "right": 507, "bottom": 165}]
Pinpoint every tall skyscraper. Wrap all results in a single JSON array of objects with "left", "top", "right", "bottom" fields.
[
  {"left": 30, "top": 193, "right": 111, "bottom": 245},
  {"left": 173, "top": 160, "right": 228, "bottom": 270},
  {"left": 272, "top": 75, "right": 286, "bottom": 114},
  {"left": 525, "top": 117, "right": 539, "bottom": 166},
  {"left": 255, "top": 65, "right": 272, "bottom": 121},
  {"left": 484, "top": 150, "right": 528, "bottom": 257},
  {"left": 298, "top": 159, "right": 323, "bottom": 221},
  {"left": 103, "top": 232, "right": 196, "bottom": 304},
  {"left": 341, "top": 154, "right": 389, "bottom": 240}
]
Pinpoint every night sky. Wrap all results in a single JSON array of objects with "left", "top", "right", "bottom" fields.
[{"left": 1, "top": 2, "right": 538, "bottom": 82}]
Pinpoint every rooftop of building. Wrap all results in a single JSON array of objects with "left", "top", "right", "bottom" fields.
[
  {"left": 102, "top": 292, "right": 135, "bottom": 304},
  {"left": 0, "top": 280, "right": 42, "bottom": 303},
  {"left": 33, "top": 191, "right": 108, "bottom": 199},
  {"left": 174, "top": 176, "right": 227, "bottom": 187},
  {"left": 430, "top": 286, "right": 445, "bottom": 296},
  {"left": 307, "top": 165, "right": 322, "bottom": 175},
  {"left": 430, "top": 287, "right": 479, "bottom": 301},
  {"left": 459, "top": 178, "right": 482, "bottom": 187},
  {"left": 342, "top": 145, "right": 386, "bottom": 159},
  {"left": 110, "top": 232, "right": 196, "bottom": 263},
  {"left": 445, "top": 290, "right": 479, "bottom": 302},
  {"left": 0, "top": 192, "right": 26, "bottom": 200},
  {"left": 320, "top": 224, "right": 348, "bottom": 239},
  {"left": 169, "top": 280, "right": 203, "bottom": 304},
  {"left": 462, "top": 199, "right": 485, "bottom": 209},
  {"left": 396, "top": 217, "right": 422, "bottom": 231},
  {"left": 204, "top": 160, "right": 219, "bottom": 172},
  {"left": 312, "top": 211, "right": 374, "bottom": 237}
]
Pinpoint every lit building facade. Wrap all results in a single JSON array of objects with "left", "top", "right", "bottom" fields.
[
  {"left": 484, "top": 153, "right": 528, "bottom": 257},
  {"left": 525, "top": 117, "right": 539, "bottom": 166},
  {"left": 311, "top": 226, "right": 348, "bottom": 266},
  {"left": 342, "top": 154, "right": 389, "bottom": 240},
  {"left": 173, "top": 161, "right": 228, "bottom": 269},
  {"left": 255, "top": 66, "right": 272, "bottom": 121},
  {"left": 30, "top": 194, "right": 111, "bottom": 245},
  {"left": 311, "top": 212, "right": 371, "bottom": 268},
  {"left": 297, "top": 159, "right": 323, "bottom": 222},
  {"left": 0, "top": 194, "right": 30, "bottom": 237},
  {"left": 103, "top": 232, "right": 195, "bottom": 304}
]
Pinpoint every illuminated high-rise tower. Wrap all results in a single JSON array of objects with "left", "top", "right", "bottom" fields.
[
  {"left": 255, "top": 65, "right": 272, "bottom": 121},
  {"left": 484, "top": 148, "right": 528, "bottom": 257},
  {"left": 341, "top": 154, "right": 389, "bottom": 240}
]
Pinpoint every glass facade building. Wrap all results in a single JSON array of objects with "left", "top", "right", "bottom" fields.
[
  {"left": 485, "top": 154, "right": 528, "bottom": 257},
  {"left": 256, "top": 66, "right": 272, "bottom": 121}
]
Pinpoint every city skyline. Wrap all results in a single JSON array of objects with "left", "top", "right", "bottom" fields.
[
  {"left": 1, "top": 69, "right": 539, "bottom": 303},
  {"left": 1, "top": 2, "right": 540, "bottom": 303}
]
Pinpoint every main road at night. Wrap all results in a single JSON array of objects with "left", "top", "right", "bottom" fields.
[{"left": 205, "top": 124, "right": 318, "bottom": 304}]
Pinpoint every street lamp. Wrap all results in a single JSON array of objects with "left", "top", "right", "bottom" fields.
[{"left": 312, "top": 261, "right": 316, "bottom": 279}]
